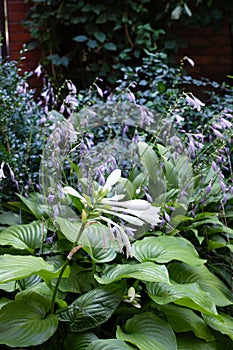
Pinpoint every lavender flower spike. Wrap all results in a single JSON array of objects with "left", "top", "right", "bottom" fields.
[{"left": 185, "top": 93, "right": 205, "bottom": 112}]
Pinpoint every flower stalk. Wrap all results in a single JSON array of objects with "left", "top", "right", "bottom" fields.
[{"left": 50, "top": 222, "right": 86, "bottom": 314}]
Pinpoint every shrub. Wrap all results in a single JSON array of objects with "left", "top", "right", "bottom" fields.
[{"left": 0, "top": 54, "right": 45, "bottom": 200}]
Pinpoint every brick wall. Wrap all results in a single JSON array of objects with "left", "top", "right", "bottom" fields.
[
  {"left": 6, "top": 0, "right": 41, "bottom": 87},
  {"left": 172, "top": 21, "right": 233, "bottom": 82},
  {"left": 5, "top": 1, "right": 233, "bottom": 84}
]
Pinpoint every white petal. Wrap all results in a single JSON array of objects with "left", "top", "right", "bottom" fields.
[
  {"left": 103, "top": 169, "right": 121, "bottom": 190},
  {"left": 101, "top": 199, "right": 150, "bottom": 211},
  {"left": 124, "top": 206, "right": 161, "bottom": 226},
  {"left": 102, "top": 209, "right": 144, "bottom": 226},
  {"left": 104, "top": 194, "right": 125, "bottom": 201},
  {"left": 63, "top": 186, "right": 86, "bottom": 203}
]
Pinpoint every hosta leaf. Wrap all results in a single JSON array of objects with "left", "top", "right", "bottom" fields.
[
  {"left": 133, "top": 236, "right": 206, "bottom": 266},
  {"left": 58, "top": 283, "right": 125, "bottom": 332},
  {"left": 95, "top": 262, "right": 170, "bottom": 284},
  {"left": 64, "top": 332, "right": 98, "bottom": 350},
  {"left": 0, "top": 221, "right": 46, "bottom": 253},
  {"left": 147, "top": 281, "right": 218, "bottom": 316},
  {"left": 116, "top": 312, "right": 177, "bottom": 350},
  {"left": 17, "top": 194, "right": 48, "bottom": 219},
  {"left": 16, "top": 282, "right": 66, "bottom": 312},
  {"left": 176, "top": 334, "right": 217, "bottom": 350},
  {"left": 138, "top": 142, "right": 160, "bottom": 180},
  {"left": 0, "top": 300, "right": 58, "bottom": 347},
  {"left": 0, "top": 254, "right": 70, "bottom": 285},
  {"left": 56, "top": 217, "right": 117, "bottom": 262},
  {"left": 0, "top": 281, "right": 16, "bottom": 292},
  {"left": 168, "top": 262, "right": 233, "bottom": 306},
  {"left": 159, "top": 304, "right": 214, "bottom": 341},
  {"left": 203, "top": 314, "right": 233, "bottom": 340},
  {"left": 0, "top": 298, "right": 11, "bottom": 309},
  {"left": 87, "top": 339, "right": 135, "bottom": 349},
  {"left": 0, "top": 211, "right": 20, "bottom": 225}
]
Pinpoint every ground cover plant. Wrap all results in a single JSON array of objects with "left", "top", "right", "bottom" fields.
[{"left": 0, "top": 52, "right": 233, "bottom": 349}]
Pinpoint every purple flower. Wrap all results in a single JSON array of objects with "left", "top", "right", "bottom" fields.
[
  {"left": 220, "top": 181, "right": 226, "bottom": 193},
  {"left": 185, "top": 93, "right": 205, "bottom": 112},
  {"left": 212, "top": 128, "right": 223, "bottom": 138},
  {"left": 206, "top": 181, "right": 212, "bottom": 195},
  {"left": 212, "top": 161, "right": 217, "bottom": 172}
]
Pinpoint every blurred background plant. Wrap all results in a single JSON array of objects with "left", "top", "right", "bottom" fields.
[{"left": 0, "top": 49, "right": 45, "bottom": 201}]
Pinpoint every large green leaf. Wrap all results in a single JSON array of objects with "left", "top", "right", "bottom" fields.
[
  {"left": 116, "top": 312, "right": 177, "bottom": 350},
  {"left": 0, "top": 298, "right": 11, "bottom": 310},
  {"left": 0, "top": 221, "right": 46, "bottom": 253},
  {"left": 17, "top": 193, "right": 49, "bottom": 220},
  {"left": 0, "top": 281, "right": 16, "bottom": 292},
  {"left": 203, "top": 314, "right": 233, "bottom": 340},
  {"left": 147, "top": 281, "right": 218, "bottom": 316},
  {"left": 15, "top": 282, "right": 67, "bottom": 312},
  {"left": 0, "top": 254, "right": 70, "bottom": 285},
  {"left": 87, "top": 339, "right": 135, "bottom": 349},
  {"left": 168, "top": 262, "right": 233, "bottom": 306},
  {"left": 95, "top": 262, "right": 170, "bottom": 284},
  {"left": 64, "top": 332, "right": 99, "bottom": 350},
  {"left": 58, "top": 283, "right": 125, "bottom": 332},
  {"left": 56, "top": 217, "right": 117, "bottom": 262},
  {"left": 159, "top": 304, "right": 214, "bottom": 341},
  {"left": 133, "top": 236, "right": 206, "bottom": 266},
  {"left": 0, "top": 210, "right": 20, "bottom": 225},
  {"left": 0, "top": 299, "right": 58, "bottom": 347},
  {"left": 176, "top": 334, "right": 217, "bottom": 350}
]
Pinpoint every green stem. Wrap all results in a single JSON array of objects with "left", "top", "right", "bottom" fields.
[{"left": 50, "top": 222, "right": 86, "bottom": 314}]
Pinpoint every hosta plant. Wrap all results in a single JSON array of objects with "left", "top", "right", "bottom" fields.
[{"left": 0, "top": 130, "right": 233, "bottom": 349}]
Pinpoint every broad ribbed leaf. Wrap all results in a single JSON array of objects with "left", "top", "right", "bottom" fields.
[
  {"left": 0, "top": 300, "right": 58, "bottom": 347},
  {"left": 168, "top": 262, "right": 233, "bottom": 306},
  {"left": 64, "top": 332, "right": 98, "bottom": 350},
  {"left": 147, "top": 281, "right": 218, "bottom": 316},
  {"left": 0, "top": 221, "right": 46, "bottom": 253},
  {"left": 0, "top": 211, "right": 20, "bottom": 225},
  {"left": 133, "top": 236, "right": 206, "bottom": 266},
  {"left": 203, "top": 314, "right": 233, "bottom": 340},
  {"left": 0, "top": 281, "right": 16, "bottom": 292},
  {"left": 176, "top": 334, "right": 217, "bottom": 350},
  {"left": 0, "top": 254, "right": 70, "bottom": 284},
  {"left": 95, "top": 262, "right": 170, "bottom": 284},
  {"left": 56, "top": 217, "right": 117, "bottom": 262},
  {"left": 159, "top": 304, "right": 214, "bottom": 341},
  {"left": 15, "top": 282, "right": 67, "bottom": 312},
  {"left": 17, "top": 194, "right": 48, "bottom": 219},
  {"left": 87, "top": 339, "right": 135, "bottom": 349},
  {"left": 0, "top": 298, "right": 11, "bottom": 309},
  {"left": 116, "top": 312, "right": 177, "bottom": 350},
  {"left": 58, "top": 284, "right": 124, "bottom": 332}
]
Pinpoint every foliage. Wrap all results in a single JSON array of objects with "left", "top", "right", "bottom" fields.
[
  {"left": 0, "top": 52, "right": 45, "bottom": 200},
  {"left": 24, "top": 0, "right": 233, "bottom": 88},
  {"left": 0, "top": 68, "right": 233, "bottom": 349}
]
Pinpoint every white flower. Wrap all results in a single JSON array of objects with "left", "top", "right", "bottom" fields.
[
  {"left": 101, "top": 198, "right": 161, "bottom": 227},
  {"left": 103, "top": 169, "right": 121, "bottom": 191},
  {"left": 0, "top": 162, "right": 6, "bottom": 181},
  {"left": 63, "top": 186, "right": 87, "bottom": 205}
]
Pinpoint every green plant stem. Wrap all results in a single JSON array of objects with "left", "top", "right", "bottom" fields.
[{"left": 50, "top": 222, "right": 86, "bottom": 314}]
